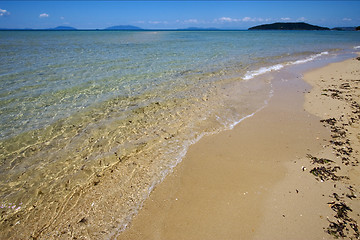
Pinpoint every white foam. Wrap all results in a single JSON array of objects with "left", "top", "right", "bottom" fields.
[
  {"left": 243, "top": 51, "right": 329, "bottom": 80},
  {"left": 291, "top": 51, "right": 329, "bottom": 65},
  {"left": 354, "top": 46, "right": 360, "bottom": 49},
  {"left": 243, "top": 64, "right": 284, "bottom": 80}
]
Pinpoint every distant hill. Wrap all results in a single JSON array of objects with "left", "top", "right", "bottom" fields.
[
  {"left": 249, "top": 22, "right": 330, "bottom": 30},
  {"left": 332, "top": 27, "right": 356, "bottom": 31},
  {"left": 105, "top": 25, "right": 143, "bottom": 30},
  {"left": 0, "top": 28, "right": 33, "bottom": 30},
  {"left": 0, "top": 26, "right": 77, "bottom": 31},
  {"left": 48, "top": 26, "right": 77, "bottom": 30}
]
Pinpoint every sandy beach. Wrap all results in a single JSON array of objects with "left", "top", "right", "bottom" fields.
[
  {"left": 1, "top": 2, "right": 359, "bottom": 239},
  {"left": 116, "top": 56, "right": 360, "bottom": 240}
]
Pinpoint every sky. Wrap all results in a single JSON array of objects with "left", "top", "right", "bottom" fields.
[{"left": 0, "top": 1, "right": 359, "bottom": 30}]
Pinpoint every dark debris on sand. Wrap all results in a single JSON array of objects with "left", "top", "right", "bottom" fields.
[
  {"left": 306, "top": 72, "right": 360, "bottom": 239},
  {"left": 327, "top": 200, "right": 360, "bottom": 239}
]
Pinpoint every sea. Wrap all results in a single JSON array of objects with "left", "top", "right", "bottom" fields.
[{"left": 0, "top": 30, "right": 359, "bottom": 237}]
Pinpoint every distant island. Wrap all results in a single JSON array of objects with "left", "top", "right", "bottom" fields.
[
  {"left": 0, "top": 26, "right": 78, "bottom": 31},
  {"left": 332, "top": 27, "right": 356, "bottom": 31},
  {"left": 105, "top": 25, "right": 143, "bottom": 30},
  {"left": 249, "top": 22, "right": 330, "bottom": 30},
  {"left": 2, "top": 23, "right": 358, "bottom": 31},
  {"left": 47, "top": 26, "right": 77, "bottom": 30}
]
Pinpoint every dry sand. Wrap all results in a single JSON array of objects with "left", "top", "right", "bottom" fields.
[{"left": 116, "top": 56, "right": 360, "bottom": 240}]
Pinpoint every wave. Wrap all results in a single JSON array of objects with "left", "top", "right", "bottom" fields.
[
  {"left": 243, "top": 64, "right": 284, "bottom": 80},
  {"left": 243, "top": 51, "right": 329, "bottom": 80},
  {"left": 354, "top": 46, "right": 360, "bottom": 49},
  {"left": 291, "top": 51, "right": 328, "bottom": 65}
]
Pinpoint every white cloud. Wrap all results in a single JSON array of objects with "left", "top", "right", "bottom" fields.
[
  {"left": 184, "top": 19, "right": 198, "bottom": 24},
  {"left": 148, "top": 20, "right": 168, "bottom": 24},
  {"left": 242, "top": 17, "right": 262, "bottom": 22},
  {"left": 343, "top": 18, "right": 352, "bottom": 21},
  {"left": 39, "top": 13, "right": 49, "bottom": 18},
  {"left": 297, "top": 17, "right": 306, "bottom": 22},
  {"left": 281, "top": 17, "right": 291, "bottom": 21},
  {"left": 0, "top": 8, "right": 10, "bottom": 16},
  {"left": 60, "top": 16, "right": 65, "bottom": 20},
  {"left": 217, "top": 17, "right": 241, "bottom": 23},
  {"left": 241, "top": 17, "right": 264, "bottom": 22},
  {"left": 242, "top": 17, "right": 253, "bottom": 22},
  {"left": 215, "top": 16, "right": 268, "bottom": 24}
]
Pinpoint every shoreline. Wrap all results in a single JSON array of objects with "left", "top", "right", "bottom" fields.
[
  {"left": 256, "top": 55, "right": 360, "bottom": 239},
  {"left": 1, "top": 51, "right": 359, "bottom": 239},
  {"left": 1, "top": 30, "right": 359, "bottom": 240},
  {"left": 115, "top": 56, "right": 360, "bottom": 239}
]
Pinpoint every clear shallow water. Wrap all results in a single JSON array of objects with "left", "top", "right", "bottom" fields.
[
  {"left": 1, "top": 31, "right": 359, "bottom": 140},
  {"left": 0, "top": 30, "right": 359, "bottom": 237}
]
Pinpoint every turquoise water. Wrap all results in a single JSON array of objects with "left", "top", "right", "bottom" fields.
[
  {"left": 1, "top": 31, "right": 359, "bottom": 140},
  {"left": 0, "top": 30, "right": 359, "bottom": 237},
  {"left": 1, "top": 31, "right": 359, "bottom": 139}
]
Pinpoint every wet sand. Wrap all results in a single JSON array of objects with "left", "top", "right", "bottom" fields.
[
  {"left": 115, "top": 57, "right": 360, "bottom": 239},
  {"left": 255, "top": 56, "right": 360, "bottom": 239}
]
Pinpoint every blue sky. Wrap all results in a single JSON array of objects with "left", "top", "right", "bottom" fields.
[{"left": 0, "top": 1, "right": 359, "bottom": 29}]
